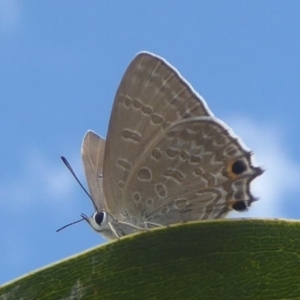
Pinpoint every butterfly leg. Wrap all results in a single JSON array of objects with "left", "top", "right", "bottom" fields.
[
  {"left": 144, "top": 221, "right": 164, "bottom": 229},
  {"left": 108, "top": 222, "right": 120, "bottom": 240},
  {"left": 117, "top": 220, "right": 146, "bottom": 232}
]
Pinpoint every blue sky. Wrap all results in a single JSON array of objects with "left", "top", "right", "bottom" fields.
[{"left": 1, "top": 1, "right": 300, "bottom": 285}]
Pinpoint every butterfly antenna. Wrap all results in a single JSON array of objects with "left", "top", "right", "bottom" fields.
[
  {"left": 60, "top": 156, "right": 96, "bottom": 206},
  {"left": 56, "top": 156, "right": 98, "bottom": 233},
  {"left": 56, "top": 218, "right": 84, "bottom": 232}
]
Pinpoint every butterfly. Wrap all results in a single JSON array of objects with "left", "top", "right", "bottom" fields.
[{"left": 80, "top": 52, "right": 263, "bottom": 240}]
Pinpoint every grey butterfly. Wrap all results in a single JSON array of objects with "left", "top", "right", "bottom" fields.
[{"left": 81, "top": 52, "right": 263, "bottom": 240}]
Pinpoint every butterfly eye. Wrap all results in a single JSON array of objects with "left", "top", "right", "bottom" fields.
[
  {"left": 232, "top": 200, "right": 247, "bottom": 212},
  {"left": 93, "top": 211, "right": 107, "bottom": 226},
  {"left": 231, "top": 160, "right": 247, "bottom": 175}
]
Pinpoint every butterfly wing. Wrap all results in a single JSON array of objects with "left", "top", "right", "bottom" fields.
[
  {"left": 81, "top": 130, "right": 107, "bottom": 211},
  {"left": 121, "top": 117, "right": 263, "bottom": 224},
  {"left": 103, "top": 52, "right": 213, "bottom": 216}
]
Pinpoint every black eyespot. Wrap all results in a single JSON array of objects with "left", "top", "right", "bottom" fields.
[
  {"left": 95, "top": 212, "right": 104, "bottom": 225},
  {"left": 232, "top": 201, "right": 247, "bottom": 212},
  {"left": 232, "top": 160, "right": 247, "bottom": 175}
]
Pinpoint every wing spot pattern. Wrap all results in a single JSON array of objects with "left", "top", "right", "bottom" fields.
[
  {"left": 133, "top": 192, "right": 141, "bottom": 203},
  {"left": 121, "top": 129, "right": 141, "bottom": 143},
  {"left": 174, "top": 198, "right": 188, "bottom": 209},
  {"left": 180, "top": 150, "right": 189, "bottom": 161},
  {"left": 202, "top": 173, "right": 216, "bottom": 186},
  {"left": 117, "top": 181, "right": 125, "bottom": 190},
  {"left": 164, "top": 169, "right": 185, "bottom": 184},
  {"left": 166, "top": 148, "right": 179, "bottom": 158},
  {"left": 133, "top": 98, "right": 143, "bottom": 109},
  {"left": 117, "top": 158, "right": 131, "bottom": 170},
  {"left": 151, "top": 113, "right": 164, "bottom": 125},
  {"left": 151, "top": 148, "right": 162, "bottom": 160},
  {"left": 155, "top": 184, "right": 167, "bottom": 199},
  {"left": 147, "top": 198, "right": 153, "bottom": 205},
  {"left": 189, "top": 155, "right": 202, "bottom": 164},
  {"left": 137, "top": 167, "right": 152, "bottom": 181},
  {"left": 141, "top": 105, "right": 153, "bottom": 115},
  {"left": 193, "top": 167, "right": 203, "bottom": 176},
  {"left": 123, "top": 96, "right": 132, "bottom": 108},
  {"left": 160, "top": 206, "right": 170, "bottom": 215}
]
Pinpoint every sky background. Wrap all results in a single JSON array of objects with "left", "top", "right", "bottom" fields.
[{"left": 1, "top": 1, "right": 300, "bottom": 285}]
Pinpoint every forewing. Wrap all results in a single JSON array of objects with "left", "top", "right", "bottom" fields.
[
  {"left": 81, "top": 130, "right": 107, "bottom": 211},
  {"left": 121, "top": 117, "right": 263, "bottom": 224},
  {"left": 103, "top": 52, "right": 212, "bottom": 215}
]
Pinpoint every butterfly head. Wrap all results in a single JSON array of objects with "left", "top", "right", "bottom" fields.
[
  {"left": 81, "top": 211, "right": 109, "bottom": 233},
  {"left": 81, "top": 210, "right": 127, "bottom": 240}
]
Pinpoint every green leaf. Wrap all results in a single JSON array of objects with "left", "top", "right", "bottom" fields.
[{"left": 1, "top": 219, "right": 300, "bottom": 300}]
